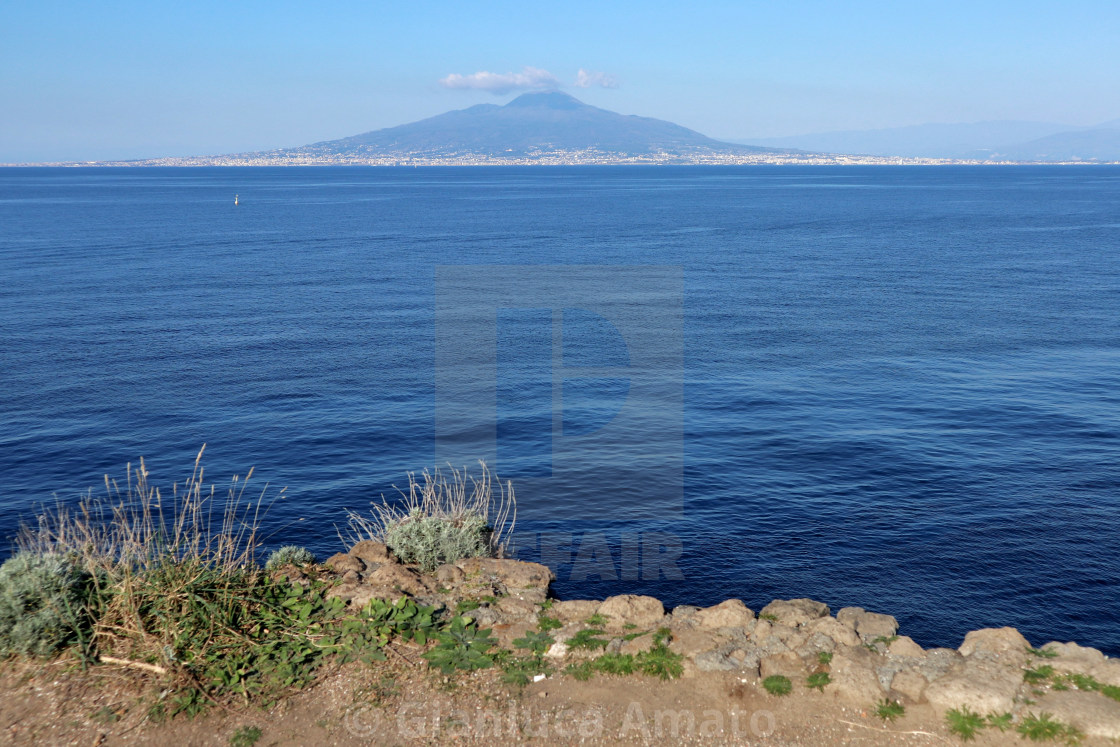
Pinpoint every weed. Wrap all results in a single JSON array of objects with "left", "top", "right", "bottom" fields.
[
  {"left": 759, "top": 613, "right": 779, "bottom": 622},
  {"left": 872, "top": 635, "right": 899, "bottom": 646},
  {"left": 1024, "top": 665, "right": 1055, "bottom": 684},
  {"left": 229, "top": 725, "right": 263, "bottom": 747},
  {"left": 343, "top": 462, "right": 516, "bottom": 572},
  {"left": 1101, "top": 684, "right": 1120, "bottom": 702},
  {"left": 806, "top": 672, "right": 831, "bottom": 691},
  {"left": 0, "top": 552, "right": 92, "bottom": 658},
  {"left": 1060, "top": 673, "right": 1100, "bottom": 692},
  {"left": 1017, "top": 712, "right": 1082, "bottom": 744},
  {"left": 817, "top": 651, "right": 833, "bottom": 666},
  {"left": 264, "top": 546, "right": 315, "bottom": 572},
  {"left": 565, "top": 660, "right": 595, "bottom": 681},
  {"left": 945, "top": 706, "right": 985, "bottom": 741},
  {"left": 567, "top": 629, "right": 609, "bottom": 651},
  {"left": 595, "top": 652, "right": 637, "bottom": 675},
  {"left": 511, "top": 630, "right": 554, "bottom": 656},
  {"left": 623, "top": 622, "right": 637, "bottom": 630},
  {"left": 652, "top": 627, "right": 673, "bottom": 646},
  {"left": 585, "top": 613, "right": 607, "bottom": 626},
  {"left": 762, "top": 675, "right": 792, "bottom": 696},
  {"left": 537, "top": 615, "right": 562, "bottom": 632},
  {"left": 876, "top": 699, "right": 905, "bottom": 721},
  {"left": 1027, "top": 646, "right": 1059, "bottom": 658},
  {"left": 456, "top": 599, "right": 481, "bottom": 613},
  {"left": 90, "top": 705, "right": 121, "bottom": 724},
  {"left": 986, "top": 713, "right": 1013, "bottom": 731},
  {"left": 423, "top": 615, "right": 495, "bottom": 674},
  {"left": 636, "top": 644, "right": 683, "bottom": 680}
]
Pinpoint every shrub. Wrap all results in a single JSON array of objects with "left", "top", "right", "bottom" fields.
[
  {"left": 0, "top": 551, "right": 91, "bottom": 657},
  {"left": 344, "top": 462, "right": 516, "bottom": 572},
  {"left": 876, "top": 699, "right": 905, "bottom": 721},
  {"left": 264, "top": 546, "right": 316, "bottom": 572},
  {"left": 945, "top": 706, "right": 985, "bottom": 741},
  {"left": 762, "top": 675, "right": 792, "bottom": 696}
]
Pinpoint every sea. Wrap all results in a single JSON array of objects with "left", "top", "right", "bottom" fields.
[{"left": 1, "top": 165, "right": 1118, "bottom": 655}]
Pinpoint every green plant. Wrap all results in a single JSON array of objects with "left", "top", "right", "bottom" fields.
[
  {"left": 230, "top": 725, "right": 263, "bottom": 747},
  {"left": 567, "top": 628, "right": 609, "bottom": 651},
  {"left": 456, "top": 599, "right": 481, "bottom": 613},
  {"left": 817, "top": 651, "right": 833, "bottom": 666},
  {"left": 1101, "top": 684, "right": 1120, "bottom": 702},
  {"left": 986, "top": 713, "right": 1013, "bottom": 731},
  {"left": 565, "top": 660, "right": 595, "bottom": 681},
  {"left": 872, "top": 635, "right": 899, "bottom": 646},
  {"left": 512, "top": 630, "right": 554, "bottom": 656},
  {"left": 344, "top": 462, "right": 516, "bottom": 572},
  {"left": 595, "top": 652, "right": 637, "bottom": 675},
  {"left": 806, "top": 672, "right": 831, "bottom": 691},
  {"left": 1027, "top": 646, "right": 1059, "bottom": 658},
  {"left": 945, "top": 706, "right": 985, "bottom": 741},
  {"left": 585, "top": 613, "right": 607, "bottom": 626},
  {"left": 537, "top": 615, "right": 562, "bottom": 632},
  {"left": 759, "top": 613, "right": 778, "bottom": 622},
  {"left": 876, "top": 699, "right": 905, "bottom": 721},
  {"left": 1017, "top": 712, "right": 1081, "bottom": 743},
  {"left": 1060, "top": 673, "right": 1100, "bottom": 692},
  {"left": 0, "top": 551, "right": 92, "bottom": 658},
  {"left": 1024, "top": 665, "right": 1055, "bottom": 684},
  {"left": 423, "top": 615, "right": 495, "bottom": 673},
  {"left": 762, "top": 675, "right": 792, "bottom": 696},
  {"left": 264, "top": 546, "right": 315, "bottom": 572},
  {"left": 636, "top": 644, "right": 683, "bottom": 680}
]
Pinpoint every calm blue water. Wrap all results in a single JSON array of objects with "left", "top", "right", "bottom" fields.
[{"left": 2, "top": 166, "right": 1118, "bottom": 655}]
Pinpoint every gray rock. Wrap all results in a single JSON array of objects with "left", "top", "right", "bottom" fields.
[
  {"left": 958, "top": 627, "right": 1031, "bottom": 668},
  {"left": 924, "top": 659, "right": 1023, "bottom": 714},
  {"left": 759, "top": 599, "right": 830, "bottom": 628},
  {"left": 435, "top": 563, "right": 465, "bottom": 585},
  {"left": 826, "top": 650, "right": 886, "bottom": 702},
  {"left": 1031, "top": 690, "right": 1120, "bottom": 739},
  {"left": 890, "top": 669, "right": 929, "bottom": 702},
  {"left": 805, "top": 617, "right": 860, "bottom": 647},
  {"left": 551, "top": 599, "right": 601, "bottom": 623}
]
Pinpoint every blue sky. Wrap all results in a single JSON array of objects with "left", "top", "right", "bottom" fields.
[{"left": 2, "top": 1, "right": 1119, "bottom": 161}]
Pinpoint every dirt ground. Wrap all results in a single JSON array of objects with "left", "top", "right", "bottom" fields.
[{"left": 3, "top": 643, "right": 1104, "bottom": 747}]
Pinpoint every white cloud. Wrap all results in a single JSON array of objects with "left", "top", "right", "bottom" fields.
[
  {"left": 574, "top": 69, "right": 619, "bottom": 89},
  {"left": 439, "top": 66, "right": 560, "bottom": 95}
]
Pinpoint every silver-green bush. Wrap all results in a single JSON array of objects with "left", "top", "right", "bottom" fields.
[
  {"left": 0, "top": 552, "right": 90, "bottom": 658},
  {"left": 264, "top": 545, "right": 316, "bottom": 571},
  {"left": 383, "top": 513, "right": 490, "bottom": 572}
]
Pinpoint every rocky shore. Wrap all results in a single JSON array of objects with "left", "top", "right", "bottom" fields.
[
  {"left": 306, "top": 541, "right": 1120, "bottom": 741},
  {"left": 3, "top": 539, "right": 1118, "bottom": 745}
]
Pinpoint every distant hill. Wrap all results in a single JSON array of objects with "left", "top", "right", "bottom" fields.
[
  {"left": 741, "top": 119, "right": 1120, "bottom": 162},
  {"left": 742, "top": 121, "right": 1074, "bottom": 159},
  {"left": 284, "top": 92, "right": 790, "bottom": 159},
  {"left": 977, "top": 124, "right": 1120, "bottom": 162}
]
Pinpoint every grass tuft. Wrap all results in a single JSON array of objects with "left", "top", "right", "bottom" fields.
[
  {"left": 945, "top": 706, "right": 985, "bottom": 741},
  {"left": 875, "top": 699, "right": 905, "bottom": 721},
  {"left": 342, "top": 461, "right": 515, "bottom": 572},
  {"left": 1017, "top": 712, "right": 1082, "bottom": 744},
  {"left": 762, "top": 675, "right": 792, "bottom": 696}
]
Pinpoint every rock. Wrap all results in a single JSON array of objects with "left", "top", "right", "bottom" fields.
[
  {"left": 550, "top": 599, "right": 601, "bottom": 623},
  {"left": 695, "top": 649, "right": 740, "bottom": 672},
  {"left": 668, "top": 628, "right": 729, "bottom": 658},
  {"left": 348, "top": 540, "right": 392, "bottom": 566},
  {"left": 544, "top": 641, "right": 569, "bottom": 659},
  {"left": 923, "top": 659, "right": 1023, "bottom": 714},
  {"left": 826, "top": 650, "right": 886, "bottom": 702},
  {"left": 363, "top": 562, "right": 432, "bottom": 597},
  {"left": 488, "top": 622, "right": 534, "bottom": 649},
  {"left": 806, "top": 617, "right": 860, "bottom": 647},
  {"left": 1032, "top": 690, "right": 1120, "bottom": 739},
  {"left": 341, "top": 569, "right": 361, "bottom": 584},
  {"left": 890, "top": 669, "right": 929, "bottom": 702},
  {"left": 750, "top": 620, "right": 772, "bottom": 643},
  {"left": 795, "top": 632, "right": 838, "bottom": 659},
  {"left": 435, "top": 563, "right": 465, "bottom": 585},
  {"left": 835, "top": 607, "right": 898, "bottom": 641},
  {"left": 759, "top": 651, "right": 805, "bottom": 679},
  {"left": 958, "top": 627, "right": 1031, "bottom": 667},
  {"left": 670, "top": 605, "right": 702, "bottom": 622},
  {"left": 497, "top": 597, "right": 539, "bottom": 619},
  {"left": 888, "top": 636, "right": 926, "bottom": 658},
  {"left": 759, "top": 599, "right": 830, "bottom": 628},
  {"left": 598, "top": 595, "right": 666, "bottom": 628},
  {"left": 694, "top": 599, "right": 754, "bottom": 631},
  {"left": 1042, "top": 641, "right": 1106, "bottom": 664},
  {"left": 455, "top": 558, "right": 554, "bottom": 593},
  {"left": 620, "top": 634, "right": 656, "bottom": 656},
  {"left": 324, "top": 553, "right": 365, "bottom": 574},
  {"left": 915, "top": 648, "right": 965, "bottom": 683},
  {"left": 1090, "top": 659, "right": 1120, "bottom": 687}
]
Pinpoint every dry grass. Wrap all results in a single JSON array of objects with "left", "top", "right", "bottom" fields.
[
  {"left": 17, "top": 444, "right": 277, "bottom": 575},
  {"left": 342, "top": 460, "right": 517, "bottom": 560}
]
